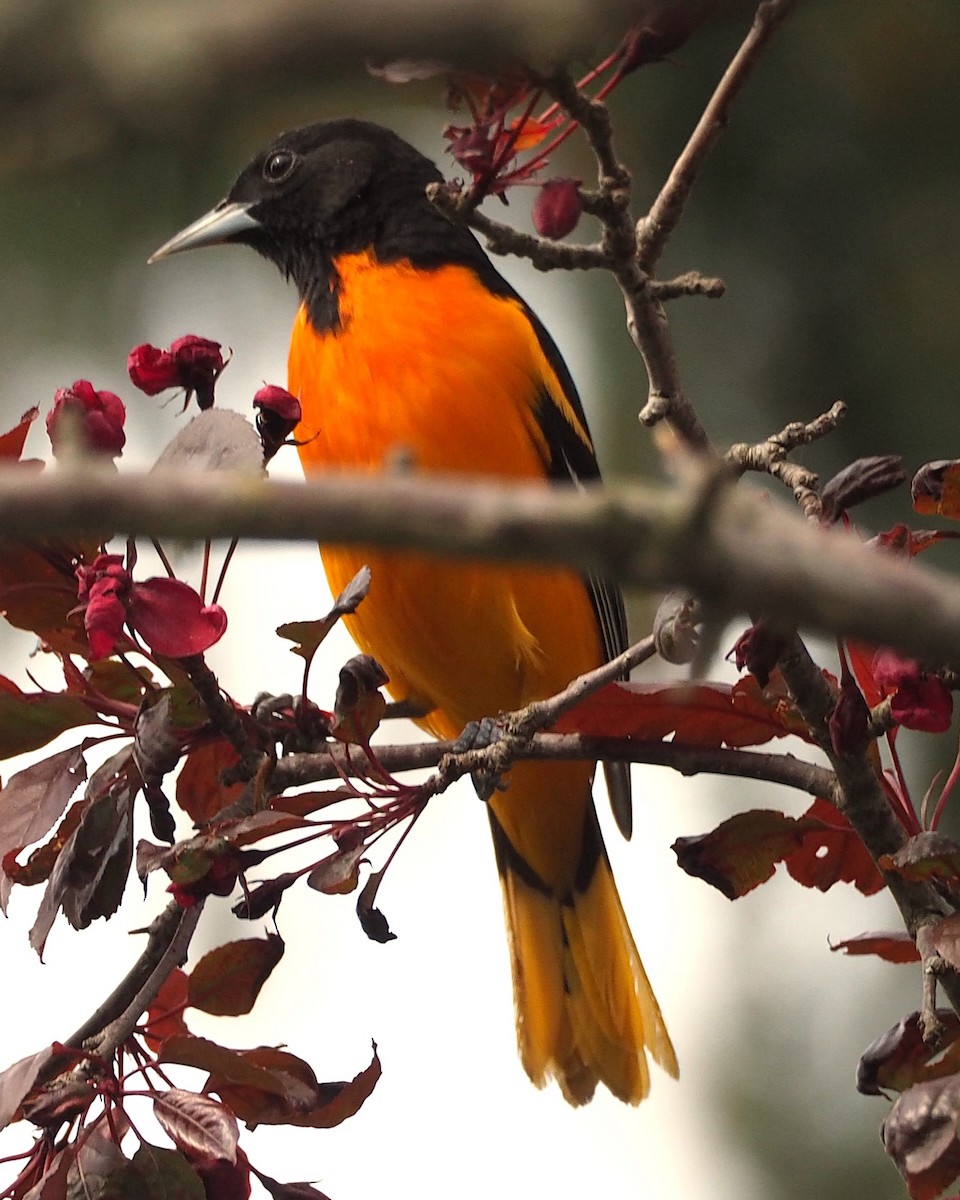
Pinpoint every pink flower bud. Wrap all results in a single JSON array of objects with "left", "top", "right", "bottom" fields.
[
  {"left": 532, "top": 178, "right": 582, "bottom": 239},
  {"left": 47, "top": 380, "right": 126, "bottom": 459}
]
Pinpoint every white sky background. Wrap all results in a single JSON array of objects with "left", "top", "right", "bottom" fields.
[{"left": 0, "top": 120, "right": 914, "bottom": 1198}]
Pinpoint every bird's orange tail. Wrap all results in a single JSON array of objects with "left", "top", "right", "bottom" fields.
[{"left": 489, "top": 776, "right": 678, "bottom": 1105}]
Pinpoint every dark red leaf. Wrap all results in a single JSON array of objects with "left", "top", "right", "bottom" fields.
[
  {"left": 251, "top": 1165, "right": 333, "bottom": 1200},
  {"left": 820, "top": 454, "right": 906, "bottom": 522},
  {"left": 0, "top": 745, "right": 87, "bottom": 912},
  {"left": 332, "top": 655, "right": 388, "bottom": 745},
  {"left": 29, "top": 751, "right": 136, "bottom": 956},
  {"left": 672, "top": 809, "right": 821, "bottom": 899},
  {"left": 2, "top": 799, "right": 85, "bottom": 894},
  {"left": 860, "top": 1012, "right": 960, "bottom": 1097},
  {"left": 192, "top": 1149, "right": 252, "bottom": 1200},
  {"left": 153, "top": 1089, "right": 239, "bottom": 1166},
  {"left": 143, "top": 969, "right": 191, "bottom": 1053},
  {"left": 160, "top": 1038, "right": 314, "bottom": 1103},
  {"left": 277, "top": 566, "right": 371, "bottom": 663},
  {"left": 883, "top": 1075, "right": 960, "bottom": 1199},
  {"left": 785, "top": 797, "right": 885, "bottom": 895},
  {"left": 830, "top": 931, "right": 920, "bottom": 964},
  {"left": 879, "top": 832, "right": 960, "bottom": 886},
  {"left": 0, "top": 1044, "right": 56, "bottom": 1131},
  {"left": 187, "top": 934, "right": 284, "bottom": 1017},
  {"left": 913, "top": 460, "right": 960, "bottom": 520},
  {"left": 308, "top": 845, "right": 365, "bottom": 896},
  {"left": 554, "top": 677, "right": 814, "bottom": 747},
  {"left": 176, "top": 740, "right": 245, "bottom": 824},
  {"left": 207, "top": 1044, "right": 381, "bottom": 1130}
]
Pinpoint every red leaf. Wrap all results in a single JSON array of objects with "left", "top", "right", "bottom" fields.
[
  {"left": 153, "top": 1089, "right": 238, "bottom": 1166},
  {"left": 0, "top": 1044, "right": 56, "bottom": 1131},
  {"left": 883, "top": 1076, "right": 960, "bottom": 1199},
  {"left": 0, "top": 682, "right": 94, "bottom": 761},
  {"left": 0, "top": 408, "right": 38, "bottom": 461},
  {"left": 554, "top": 677, "right": 813, "bottom": 747},
  {"left": 187, "top": 935, "right": 285, "bottom": 1017},
  {"left": 0, "top": 745, "right": 87, "bottom": 912},
  {"left": 308, "top": 845, "right": 365, "bottom": 896},
  {"left": 208, "top": 1044, "right": 381, "bottom": 1130},
  {"left": 784, "top": 797, "right": 885, "bottom": 895},
  {"left": 879, "top": 832, "right": 960, "bottom": 886},
  {"left": 193, "top": 1149, "right": 252, "bottom": 1200},
  {"left": 176, "top": 740, "right": 245, "bottom": 824},
  {"left": 672, "top": 809, "right": 821, "bottom": 899},
  {"left": 859, "top": 1011, "right": 960, "bottom": 1096},
  {"left": 160, "top": 1038, "right": 314, "bottom": 1103},
  {"left": 143, "top": 969, "right": 191, "bottom": 1052},
  {"left": 847, "top": 641, "right": 885, "bottom": 708},
  {"left": 332, "top": 655, "right": 388, "bottom": 745},
  {"left": 913, "top": 460, "right": 960, "bottom": 520},
  {"left": 830, "top": 931, "right": 920, "bottom": 964}
]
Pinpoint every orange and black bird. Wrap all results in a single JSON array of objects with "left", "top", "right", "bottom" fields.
[{"left": 151, "top": 119, "right": 677, "bottom": 1105}]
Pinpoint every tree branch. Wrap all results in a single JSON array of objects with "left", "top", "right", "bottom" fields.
[{"left": 8, "top": 465, "right": 960, "bottom": 669}]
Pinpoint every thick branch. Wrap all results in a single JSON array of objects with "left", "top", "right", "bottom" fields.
[{"left": 8, "top": 465, "right": 960, "bottom": 669}]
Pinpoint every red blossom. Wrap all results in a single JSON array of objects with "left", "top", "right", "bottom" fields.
[
  {"left": 127, "top": 576, "right": 227, "bottom": 659},
  {"left": 76, "top": 554, "right": 129, "bottom": 659},
  {"left": 128, "top": 335, "right": 226, "bottom": 410},
  {"left": 253, "top": 385, "right": 302, "bottom": 462},
  {"left": 532, "top": 178, "right": 583, "bottom": 239},
  {"left": 46, "top": 380, "right": 126, "bottom": 458},
  {"left": 74, "top": 554, "right": 227, "bottom": 661},
  {"left": 871, "top": 649, "right": 954, "bottom": 733}
]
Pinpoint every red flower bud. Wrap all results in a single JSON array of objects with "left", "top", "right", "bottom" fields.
[
  {"left": 532, "top": 178, "right": 582, "bottom": 239},
  {"left": 729, "top": 621, "right": 790, "bottom": 688},
  {"left": 253, "top": 385, "right": 302, "bottom": 462},
  {"left": 829, "top": 669, "right": 871, "bottom": 758},
  {"left": 47, "top": 380, "right": 126, "bottom": 459},
  {"left": 128, "top": 335, "right": 226, "bottom": 410}
]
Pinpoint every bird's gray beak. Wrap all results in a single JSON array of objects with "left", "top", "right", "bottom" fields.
[{"left": 148, "top": 200, "right": 261, "bottom": 263}]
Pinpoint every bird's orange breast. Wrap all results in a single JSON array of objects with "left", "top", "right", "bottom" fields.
[{"left": 289, "top": 251, "right": 603, "bottom": 882}]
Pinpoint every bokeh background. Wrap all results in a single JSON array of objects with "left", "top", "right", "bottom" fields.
[{"left": 1, "top": 2, "right": 959, "bottom": 1197}]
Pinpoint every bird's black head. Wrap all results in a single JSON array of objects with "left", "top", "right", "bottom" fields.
[{"left": 151, "top": 119, "right": 493, "bottom": 330}]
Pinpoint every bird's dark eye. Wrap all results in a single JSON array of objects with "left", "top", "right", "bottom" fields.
[{"left": 262, "top": 150, "right": 299, "bottom": 184}]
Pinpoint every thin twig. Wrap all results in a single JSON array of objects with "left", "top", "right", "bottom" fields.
[
  {"left": 636, "top": 0, "right": 804, "bottom": 272},
  {"left": 727, "top": 401, "right": 847, "bottom": 519}
]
